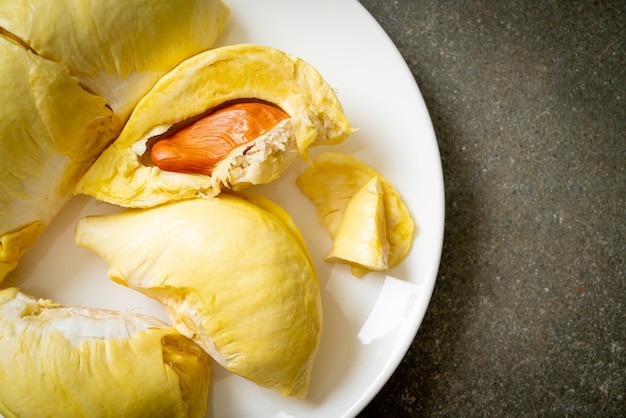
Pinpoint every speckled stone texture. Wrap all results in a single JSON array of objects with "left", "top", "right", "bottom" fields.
[{"left": 356, "top": 1, "right": 625, "bottom": 416}]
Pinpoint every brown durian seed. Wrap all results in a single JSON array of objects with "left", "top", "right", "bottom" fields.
[{"left": 150, "top": 101, "right": 289, "bottom": 175}]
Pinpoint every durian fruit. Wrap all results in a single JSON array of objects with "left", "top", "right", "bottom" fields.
[
  {"left": 0, "top": 0, "right": 229, "bottom": 282},
  {"left": 326, "top": 176, "right": 390, "bottom": 272},
  {"left": 75, "top": 44, "right": 354, "bottom": 208},
  {"left": 0, "top": 0, "right": 230, "bottom": 122},
  {"left": 74, "top": 194, "right": 323, "bottom": 398},
  {"left": 296, "top": 152, "right": 415, "bottom": 276},
  {"left": 0, "top": 287, "right": 211, "bottom": 418},
  {"left": 0, "top": 35, "right": 120, "bottom": 282}
]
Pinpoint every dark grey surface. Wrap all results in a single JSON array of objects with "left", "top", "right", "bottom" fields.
[{"left": 356, "top": 1, "right": 625, "bottom": 416}]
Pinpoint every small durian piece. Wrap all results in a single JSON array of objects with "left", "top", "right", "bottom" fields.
[
  {"left": 0, "top": 0, "right": 230, "bottom": 122},
  {"left": 296, "top": 152, "right": 415, "bottom": 275},
  {"left": 0, "top": 287, "right": 211, "bottom": 418},
  {"left": 0, "top": 35, "right": 120, "bottom": 283},
  {"left": 326, "top": 177, "right": 390, "bottom": 275},
  {"left": 75, "top": 44, "right": 354, "bottom": 208},
  {"left": 74, "top": 194, "right": 323, "bottom": 398}
]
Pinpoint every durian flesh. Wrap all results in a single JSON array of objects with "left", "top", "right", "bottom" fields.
[
  {"left": 0, "top": 0, "right": 229, "bottom": 282},
  {"left": 0, "top": 35, "right": 120, "bottom": 283},
  {"left": 0, "top": 287, "right": 211, "bottom": 418},
  {"left": 326, "top": 176, "right": 390, "bottom": 273},
  {"left": 0, "top": 0, "right": 230, "bottom": 122},
  {"left": 74, "top": 194, "right": 323, "bottom": 398},
  {"left": 297, "top": 152, "right": 415, "bottom": 276},
  {"left": 75, "top": 44, "right": 354, "bottom": 208}
]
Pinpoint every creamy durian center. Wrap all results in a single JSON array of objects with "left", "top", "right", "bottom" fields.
[{"left": 148, "top": 100, "right": 289, "bottom": 176}]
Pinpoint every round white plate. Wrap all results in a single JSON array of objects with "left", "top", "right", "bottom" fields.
[{"left": 6, "top": 1, "right": 444, "bottom": 417}]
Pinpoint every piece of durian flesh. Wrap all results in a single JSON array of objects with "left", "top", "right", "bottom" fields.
[
  {"left": 75, "top": 44, "right": 354, "bottom": 208},
  {"left": 74, "top": 194, "right": 323, "bottom": 398},
  {"left": 0, "top": 287, "right": 211, "bottom": 418},
  {"left": 0, "top": 35, "right": 120, "bottom": 283},
  {"left": 0, "top": 0, "right": 230, "bottom": 122},
  {"left": 326, "top": 176, "right": 390, "bottom": 273},
  {"left": 0, "top": 0, "right": 229, "bottom": 282},
  {"left": 296, "top": 152, "right": 415, "bottom": 276}
]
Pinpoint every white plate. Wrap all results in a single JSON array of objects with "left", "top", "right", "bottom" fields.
[{"left": 5, "top": 0, "right": 444, "bottom": 417}]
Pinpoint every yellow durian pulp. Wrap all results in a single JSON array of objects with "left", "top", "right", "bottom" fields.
[
  {"left": 296, "top": 152, "right": 415, "bottom": 275},
  {"left": 0, "top": 287, "right": 210, "bottom": 418},
  {"left": 0, "top": 35, "right": 120, "bottom": 283},
  {"left": 0, "top": 0, "right": 229, "bottom": 281},
  {"left": 326, "top": 176, "right": 390, "bottom": 275},
  {"left": 75, "top": 44, "right": 354, "bottom": 208},
  {"left": 74, "top": 194, "right": 323, "bottom": 398},
  {"left": 0, "top": 0, "right": 230, "bottom": 122}
]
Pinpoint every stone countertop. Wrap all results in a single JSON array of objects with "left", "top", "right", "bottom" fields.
[{"left": 356, "top": 1, "right": 625, "bottom": 416}]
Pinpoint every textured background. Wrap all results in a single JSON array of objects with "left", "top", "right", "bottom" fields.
[{"left": 356, "top": 0, "right": 625, "bottom": 416}]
